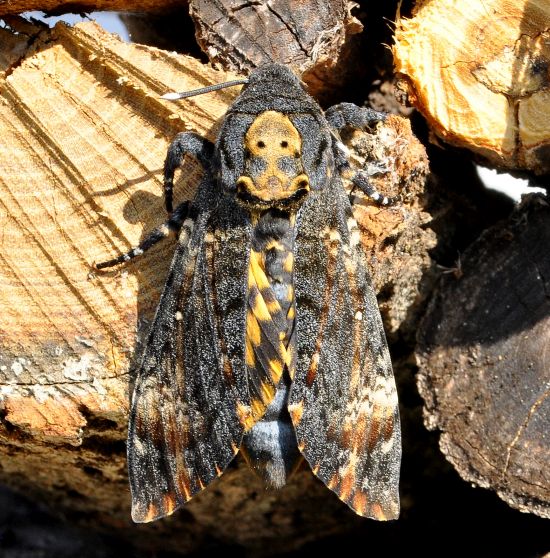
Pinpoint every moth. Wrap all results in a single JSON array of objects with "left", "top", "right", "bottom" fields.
[{"left": 97, "top": 63, "right": 401, "bottom": 522}]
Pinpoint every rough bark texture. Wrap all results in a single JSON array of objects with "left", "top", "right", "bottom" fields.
[
  {"left": 188, "top": 0, "right": 364, "bottom": 103},
  {"left": 417, "top": 194, "right": 550, "bottom": 519},
  {"left": 393, "top": 0, "right": 550, "bottom": 174},
  {"left": 0, "top": 0, "right": 183, "bottom": 15},
  {"left": 339, "top": 114, "right": 433, "bottom": 338},
  {"left": 0, "top": 19, "right": 432, "bottom": 553}
]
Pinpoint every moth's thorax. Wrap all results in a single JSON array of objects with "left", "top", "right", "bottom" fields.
[{"left": 236, "top": 111, "right": 310, "bottom": 211}]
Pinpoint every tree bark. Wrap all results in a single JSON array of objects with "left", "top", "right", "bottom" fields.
[
  {"left": 417, "top": 194, "right": 550, "bottom": 519},
  {"left": 188, "top": 0, "right": 364, "bottom": 103}
]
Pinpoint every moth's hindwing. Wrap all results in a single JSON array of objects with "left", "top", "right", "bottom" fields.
[
  {"left": 128, "top": 184, "right": 252, "bottom": 523},
  {"left": 289, "top": 176, "right": 401, "bottom": 520}
]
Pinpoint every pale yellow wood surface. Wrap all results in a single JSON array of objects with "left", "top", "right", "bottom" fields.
[
  {"left": 393, "top": 0, "right": 550, "bottom": 173},
  {"left": 0, "top": 20, "right": 240, "bottom": 445}
]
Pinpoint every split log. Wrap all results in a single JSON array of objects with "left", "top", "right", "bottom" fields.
[
  {"left": 0, "top": 0, "right": 183, "bottom": 15},
  {"left": 0, "top": 20, "right": 239, "bottom": 545},
  {"left": 188, "top": 0, "right": 364, "bottom": 103},
  {"left": 417, "top": 194, "right": 550, "bottom": 519},
  {"left": 0, "top": 19, "right": 430, "bottom": 551},
  {"left": 393, "top": 0, "right": 550, "bottom": 174}
]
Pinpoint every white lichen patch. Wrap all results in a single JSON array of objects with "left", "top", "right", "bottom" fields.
[
  {"left": 31, "top": 384, "right": 53, "bottom": 404},
  {"left": 10, "top": 358, "right": 27, "bottom": 377},
  {"left": 62, "top": 353, "right": 94, "bottom": 381},
  {"left": 75, "top": 336, "right": 95, "bottom": 348},
  {"left": 92, "top": 376, "right": 107, "bottom": 396}
]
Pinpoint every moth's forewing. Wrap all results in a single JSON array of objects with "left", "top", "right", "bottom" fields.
[
  {"left": 289, "top": 176, "right": 401, "bottom": 520},
  {"left": 128, "top": 183, "right": 252, "bottom": 523}
]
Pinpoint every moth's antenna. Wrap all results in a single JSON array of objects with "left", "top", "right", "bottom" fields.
[{"left": 161, "top": 79, "right": 249, "bottom": 100}]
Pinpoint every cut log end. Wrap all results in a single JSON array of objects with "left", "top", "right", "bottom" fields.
[{"left": 393, "top": 0, "right": 550, "bottom": 174}]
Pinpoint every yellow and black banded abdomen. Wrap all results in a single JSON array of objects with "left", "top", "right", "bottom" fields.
[
  {"left": 240, "top": 208, "right": 301, "bottom": 488},
  {"left": 244, "top": 209, "right": 296, "bottom": 426}
]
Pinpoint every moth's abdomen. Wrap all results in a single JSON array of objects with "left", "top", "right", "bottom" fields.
[
  {"left": 244, "top": 210, "right": 296, "bottom": 423},
  {"left": 241, "top": 209, "right": 300, "bottom": 487},
  {"left": 240, "top": 378, "right": 300, "bottom": 489}
]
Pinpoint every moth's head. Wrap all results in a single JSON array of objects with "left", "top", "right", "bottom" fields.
[
  {"left": 243, "top": 63, "right": 304, "bottom": 95},
  {"left": 229, "top": 63, "right": 312, "bottom": 114}
]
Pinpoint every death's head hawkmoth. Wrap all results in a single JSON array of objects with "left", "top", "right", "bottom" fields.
[{"left": 97, "top": 63, "right": 401, "bottom": 523}]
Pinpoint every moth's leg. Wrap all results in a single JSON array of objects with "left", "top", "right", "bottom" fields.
[
  {"left": 326, "top": 103, "right": 398, "bottom": 206},
  {"left": 164, "top": 133, "right": 214, "bottom": 213},
  {"left": 326, "top": 102, "right": 387, "bottom": 174},
  {"left": 331, "top": 142, "right": 398, "bottom": 206},
  {"left": 334, "top": 149, "right": 399, "bottom": 206},
  {"left": 348, "top": 170, "right": 399, "bottom": 206},
  {"left": 95, "top": 201, "right": 191, "bottom": 269}
]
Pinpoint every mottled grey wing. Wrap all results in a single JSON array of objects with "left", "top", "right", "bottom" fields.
[
  {"left": 128, "top": 191, "right": 252, "bottom": 523},
  {"left": 289, "top": 177, "right": 401, "bottom": 520}
]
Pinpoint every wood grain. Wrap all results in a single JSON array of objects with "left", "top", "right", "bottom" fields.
[
  {"left": 0, "top": 19, "right": 240, "bottom": 520},
  {"left": 393, "top": 0, "right": 550, "bottom": 174}
]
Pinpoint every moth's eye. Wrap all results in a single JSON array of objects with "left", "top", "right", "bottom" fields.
[
  {"left": 294, "top": 151, "right": 300, "bottom": 158},
  {"left": 257, "top": 141, "right": 265, "bottom": 148},
  {"left": 280, "top": 141, "right": 288, "bottom": 148}
]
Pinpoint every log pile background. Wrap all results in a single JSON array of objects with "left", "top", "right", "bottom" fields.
[{"left": 0, "top": 1, "right": 548, "bottom": 556}]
